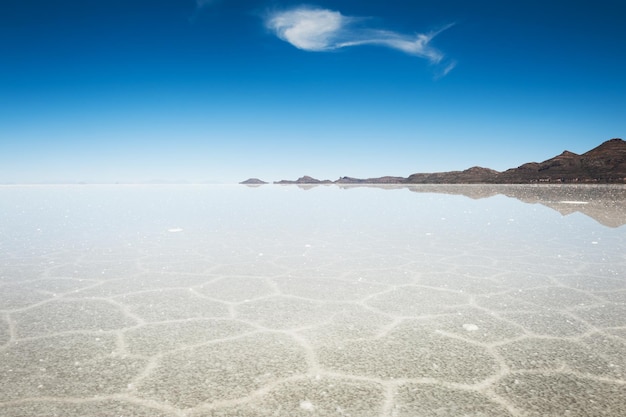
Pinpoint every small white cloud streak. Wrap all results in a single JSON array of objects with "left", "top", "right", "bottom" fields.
[
  {"left": 266, "top": 7, "right": 454, "bottom": 71},
  {"left": 439, "top": 60, "right": 457, "bottom": 78},
  {"left": 337, "top": 30, "right": 444, "bottom": 63}
]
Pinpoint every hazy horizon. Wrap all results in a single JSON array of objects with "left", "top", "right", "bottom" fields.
[{"left": 1, "top": 0, "right": 625, "bottom": 183}]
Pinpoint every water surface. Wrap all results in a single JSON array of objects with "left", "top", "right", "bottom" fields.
[{"left": 1, "top": 184, "right": 625, "bottom": 416}]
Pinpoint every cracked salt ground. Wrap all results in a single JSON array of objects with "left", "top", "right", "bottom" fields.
[{"left": 1, "top": 184, "right": 626, "bottom": 417}]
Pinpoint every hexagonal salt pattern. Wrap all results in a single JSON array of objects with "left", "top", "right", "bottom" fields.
[
  {"left": 123, "top": 318, "right": 255, "bottom": 356},
  {"left": 0, "top": 334, "right": 147, "bottom": 402},
  {"left": 393, "top": 383, "right": 515, "bottom": 417},
  {"left": 189, "top": 376, "right": 387, "bottom": 417},
  {"left": 495, "top": 373, "right": 626, "bottom": 416},
  {"left": 1, "top": 184, "right": 625, "bottom": 417},
  {"left": 135, "top": 333, "right": 308, "bottom": 408},
  {"left": 317, "top": 320, "right": 500, "bottom": 384},
  {"left": 12, "top": 299, "right": 137, "bottom": 338}
]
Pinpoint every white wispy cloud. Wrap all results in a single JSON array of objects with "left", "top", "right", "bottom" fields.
[
  {"left": 266, "top": 8, "right": 349, "bottom": 51},
  {"left": 265, "top": 6, "right": 455, "bottom": 73}
]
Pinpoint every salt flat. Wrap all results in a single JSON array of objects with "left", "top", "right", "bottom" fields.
[{"left": 1, "top": 184, "right": 625, "bottom": 416}]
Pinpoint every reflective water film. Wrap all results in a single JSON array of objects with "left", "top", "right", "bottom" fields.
[{"left": 1, "top": 184, "right": 625, "bottom": 416}]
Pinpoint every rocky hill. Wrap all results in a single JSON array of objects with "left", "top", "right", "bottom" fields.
[
  {"left": 239, "top": 178, "right": 268, "bottom": 185},
  {"left": 253, "top": 138, "right": 626, "bottom": 185},
  {"left": 274, "top": 176, "right": 333, "bottom": 185},
  {"left": 496, "top": 138, "right": 626, "bottom": 183},
  {"left": 406, "top": 167, "right": 500, "bottom": 184}
]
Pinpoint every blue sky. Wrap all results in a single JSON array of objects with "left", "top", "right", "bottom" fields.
[{"left": 1, "top": 0, "right": 624, "bottom": 183}]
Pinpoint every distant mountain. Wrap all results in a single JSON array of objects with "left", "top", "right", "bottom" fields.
[
  {"left": 267, "top": 138, "right": 626, "bottom": 184},
  {"left": 240, "top": 178, "right": 268, "bottom": 185},
  {"left": 405, "top": 167, "right": 500, "bottom": 184},
  {"left": 497, "top": 138, "right": 626, "bottom": 183},
  {"left": 336, "top": 176, "right": 407, "bottom": 184},
  {"left": 274, "top": 176, "right": 333, "bottom": 185}
]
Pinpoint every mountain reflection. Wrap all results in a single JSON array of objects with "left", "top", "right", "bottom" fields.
[{"left": 335, "top": 184, "right": 626, "bottom": 228}]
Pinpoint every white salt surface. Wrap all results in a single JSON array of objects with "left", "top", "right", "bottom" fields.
[{"left": 1, "top": 184, "right": 625, "bottom": 417}]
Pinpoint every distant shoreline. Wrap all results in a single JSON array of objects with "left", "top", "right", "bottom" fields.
[{"left": 243, "top": 138, "right": 626, "bottom": 185}]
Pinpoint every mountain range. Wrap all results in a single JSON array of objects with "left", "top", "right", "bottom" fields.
[{"left": 242, "top": 138, "right": 626, "bottom": 185}]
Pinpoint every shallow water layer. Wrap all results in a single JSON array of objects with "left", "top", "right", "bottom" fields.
[{"left": 1, "top": 184, "right": 625, "bottom": 417}]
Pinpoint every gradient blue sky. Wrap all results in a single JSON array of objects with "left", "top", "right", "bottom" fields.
[{"left": 1, "top": 0, "right": 625, "bottom": 183}]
